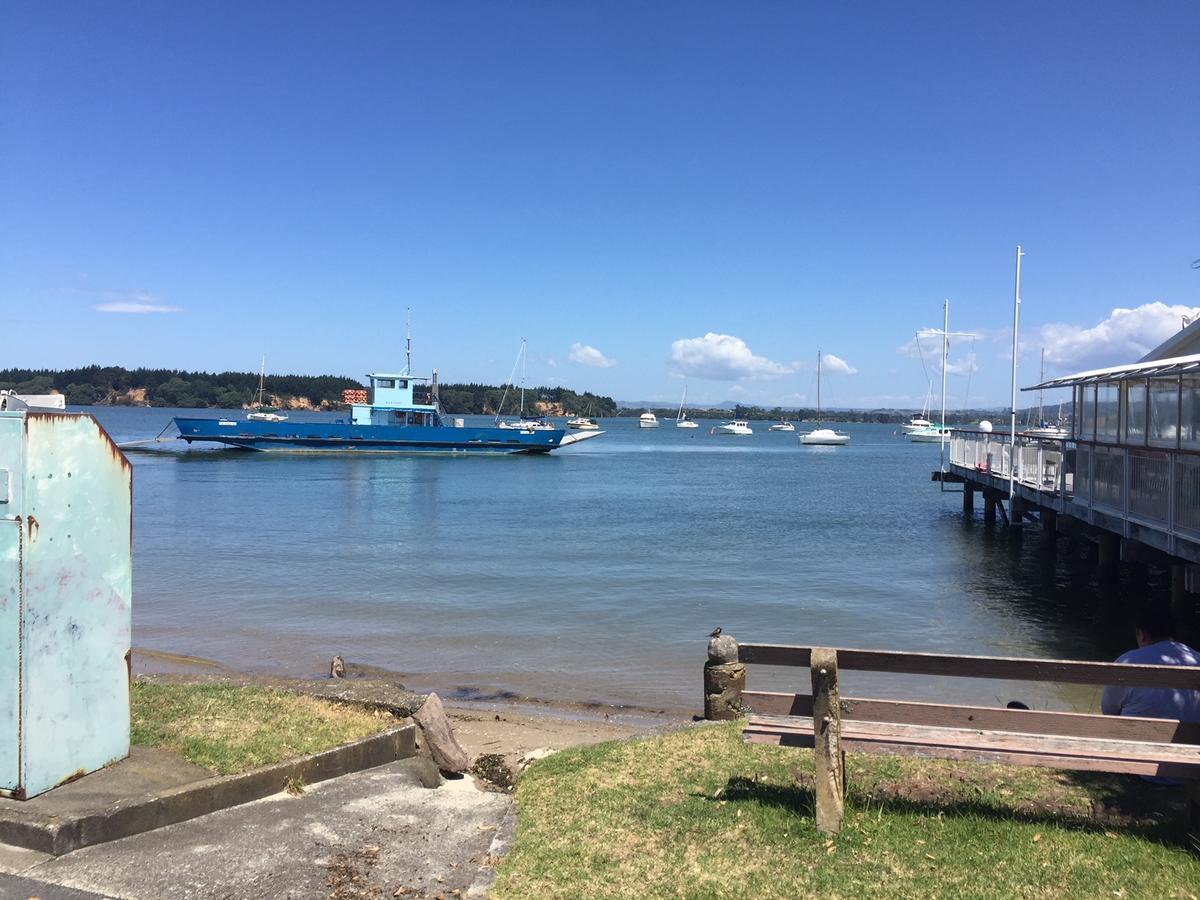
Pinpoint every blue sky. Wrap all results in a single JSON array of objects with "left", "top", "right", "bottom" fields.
[{"left": 2, "top": 2, "right": 1197, "bottom": 408}]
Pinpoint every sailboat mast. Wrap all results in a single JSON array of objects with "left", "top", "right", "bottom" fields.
[
  {"left": 1009, "top": 245, "right": 1024, "bottom": 499},
  {"left": 817, "top": 350, "right": 822, "bottom": 425},
  {"left": 405, "top": 308, "right": 412, "bottom": 376},
  {"left": 519, "top": 338, "right": 526, "bottom": 418},
  {"left": 1038, "top": 348, "right": 1045, "bottom": 424},
  {"left": 258, "top": 355, "right": 266, "bottom": 407},
  {"left": 940, "top": 300, "right": 949, "bottom": 472}
]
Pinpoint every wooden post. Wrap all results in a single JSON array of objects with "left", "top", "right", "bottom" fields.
[
  {"left": 1187, "top": 779, "right": 1200, "bottom": 836},
  {"left": 810, "top": 647, "right": 844, "bottom": 835},
  {"left": 984, "top": 494, "right": 997, "bottom": 525},
  {"left": 1040, "top": 509, "right": 1057, "bottom": 551}
]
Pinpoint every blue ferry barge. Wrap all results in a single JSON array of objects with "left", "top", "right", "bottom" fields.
[{"left": 174, "top": 372, "right": 602, "bottom": 454}]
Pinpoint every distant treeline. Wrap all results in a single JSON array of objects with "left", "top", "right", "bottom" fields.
[
  {"left": 0, "top": 366, "right": 619, "bottom": 414},
  {"left": 0, "top": 366, "right": 362, "bottom": 409},
  {"left": 437, "top": 383, "right": 618, "bottom": 417}
]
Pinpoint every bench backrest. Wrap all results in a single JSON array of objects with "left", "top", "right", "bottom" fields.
[{"left": 740, "top": 643, "right": 1200, "bottom": 746}]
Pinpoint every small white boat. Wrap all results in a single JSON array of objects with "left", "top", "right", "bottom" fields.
[
  {"left": 247, "top": 410, "right": 288, "bottom": 423},
  {"left": 639, "top": 411, "right": 660, "bottom": 428},
  {"left": 907, "top": 424, "right": 952, "bottom": 443},
  {"left": 901, "top": 386, "right": 934, "bottom": 434},
  {"left": 0, "top": 390, "right": 66, "bottom": 412},
  {"left": 567, "top": 416, "right": 600, "bottom": 431},
  {"left": 797, "top": 351, "right": 850, "bottom": 446},
  {"left": 768, "top": 419, "right": 795, "bottom": 432},
  {"left": 675, "top": 385, "right": 699, "bottom": 428},
  {"left": 715, "top": 420, "right": 753, "bottom": 435},
  {"left": 799, "top": 427, "right": 850, "bottom": 446}
]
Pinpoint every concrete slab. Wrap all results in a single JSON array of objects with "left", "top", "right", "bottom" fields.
[
  {"left": 5, "top": 758, "right": 513, "bottom": 900},
  {"left": 0, "top": 726, "right": 416, "bottom": 855}
]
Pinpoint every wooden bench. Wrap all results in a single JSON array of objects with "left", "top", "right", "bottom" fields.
[{"left": 737, "top": 643, "right": 1200, "bottom": 834}]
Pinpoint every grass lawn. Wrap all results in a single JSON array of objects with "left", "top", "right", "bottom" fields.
[
  {"left": 130, "top": 682, "right": 391, "bottom": 775},
  {"left": 492, "top": 722, "right": 1200, "bottom": 899}
]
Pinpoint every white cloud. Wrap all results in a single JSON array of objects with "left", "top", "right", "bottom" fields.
[
  {"left": 568, "top": 342, "right": 616, "bottom": 368},
  {"left": 94, "top": 301, "right": 182, "bottom": 314},
  {"left": 821, "top": 353, "right": 857, "bottom": 375},
  {"left": 1037, "top": 301, "right": 1199, "bottom": 371},
  {"left": 91, "top": 291, "right": 181, "bottom": 314},
  {"left": 669, "top": 332, "right": 796, "bottom": 380}
]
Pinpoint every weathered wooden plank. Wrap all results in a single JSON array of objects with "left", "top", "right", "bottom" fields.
[
  {"left": 810, "top": 648, "right": 844, "bottom": 834},
  {"left": 738, "top": 643, "right": 1200, "bottom": 689},
  {"left": 744, "top": 716, "right": 1200, "bottom": 765},
  {"left": 740, "top": 691, "right": 1200, "bottom": 745},
  {"left": 746, "top": 730, "right": 1200, "bottom": 779}
]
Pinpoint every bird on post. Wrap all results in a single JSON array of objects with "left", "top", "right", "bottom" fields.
[{"left": 709, "top": 627, "right": 722, "bottom": 638}]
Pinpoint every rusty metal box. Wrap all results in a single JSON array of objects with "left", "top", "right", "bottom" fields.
[{"left": 0, "top": 411, "right": 132, "bottom": 798}]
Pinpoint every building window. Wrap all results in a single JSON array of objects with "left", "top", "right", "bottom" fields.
[
  {"left": 1182, "top": 377, "right": 1200, "bottom": 449},
  {"left": 1081, "top": 384, "right": 1096, "bottom": 440},
  {"left": 1095, "top": 383, "right": 1119, "bottom": 442},
  {"left": 1149, "top": 377, "right": 1180, "bottom": 448},
  {"left": 1123, "top": 381, "right": 1147, "bottom": 445}
]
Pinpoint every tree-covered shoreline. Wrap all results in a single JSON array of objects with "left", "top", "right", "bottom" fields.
[{"left": 0, "top": 366, "right": 620, "bottom": 415}]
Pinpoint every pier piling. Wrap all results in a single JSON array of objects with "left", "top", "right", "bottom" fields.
[
  {"left": 983, "top": 495, "right": 997, "bottom": 525},
  {"left": 1098, "top": 534, "right": 1121, "bottom": 577},
  {"left": 962, "top": 486, "right": 975, "bottom": 515}
]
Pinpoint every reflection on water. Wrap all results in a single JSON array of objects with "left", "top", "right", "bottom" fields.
[{"left": 86, "top": 407, "right": 1162, "bottom": 712}]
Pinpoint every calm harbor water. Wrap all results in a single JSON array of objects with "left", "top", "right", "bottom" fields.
[{"left": 88, "top": 407, "right": 1146, "bottom": 714}]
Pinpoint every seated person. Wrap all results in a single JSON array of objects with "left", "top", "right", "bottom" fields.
[{"left": 1101, "top": 600, "right": 1200, "bottom": 723}]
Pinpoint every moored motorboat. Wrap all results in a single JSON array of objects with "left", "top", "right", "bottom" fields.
[
  {"left": 639, "top": 411, "right": 659, "bottom": 428},
  {"left": 799, "top": 427, "right": 850, "bottom": 446},
  {"left": 715, "top": 420, "right": 753, "bottom": 435},
  {"left": 907, "top": 424, "right": 952, "bottom": 443},
  {"left": 568, "top": 416, "right": 600, "bottom": 430},
  {"left": 768, "top": 419, "right": 795, "bottom": 432}
]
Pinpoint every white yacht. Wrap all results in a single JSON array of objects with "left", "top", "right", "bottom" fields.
[
  {"left": 715, "top": 420, "right": 753, "bottom": 436},
  {"left": 901, "top": 386, "right": 934, "bottom": 434},
  {"left": 639, "top": 411, "right": 660, "bottom": 428},
  {"left": 768, "top": 419, "right": 796, "bottom": 432},
  {"left": 800, "top": 427, "right": 850, "bottom": 446},
  {"left": 798, "top": 351, "right": 850, "bottom": 446},
  {"left": 567, "top": 416, "right": 600, "bottom": 431},
  {"left": 907, "top": 424, "right": 952, "bottom": 443}
]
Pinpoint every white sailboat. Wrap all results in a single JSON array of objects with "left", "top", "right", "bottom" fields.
[
  {"left": 675, "top": 384, "right": 699, "bottom": 428},
  {"left": 247, "top": 356, "right": 288, "bottom": 422},
  {"left": 496, "top": 340, "right": 555, "bottom": 431},
  {"left": 1024, "top": 348, "right": 1069, "bottom": 438},
  {"left": 902, "top": 385, "right": 935, "bottom": 434},
  {"left": 799, "top": 351, "right": 850, "bottom": 446}
]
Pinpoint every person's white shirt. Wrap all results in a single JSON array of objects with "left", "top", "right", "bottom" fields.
[{"left": 1100, "top": 640, "right": 1200, "bottom": 721}]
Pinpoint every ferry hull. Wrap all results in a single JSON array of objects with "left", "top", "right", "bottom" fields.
[{"left": 174, "top": 417, "right": 582, "bottom": 454}]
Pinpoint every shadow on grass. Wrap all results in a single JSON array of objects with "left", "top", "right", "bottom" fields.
[{"left": 711, "top": 772, "right": 1199, "bottom": 852}]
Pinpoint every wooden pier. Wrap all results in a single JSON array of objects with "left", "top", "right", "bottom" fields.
[{"left": 938, "top": 427, "right": 1199, "bottom": 635}]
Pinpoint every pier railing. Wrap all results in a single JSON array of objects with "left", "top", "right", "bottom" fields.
[
  {"left": 949, "top": 431, "right": 1073, "bottom": 497},
  {"left": 951, "top": 430, "right": 1200, "bottom": 554}
]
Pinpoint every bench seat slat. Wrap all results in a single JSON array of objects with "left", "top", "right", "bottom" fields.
[
  {"left": 741, "top": 691, "right": 1200, "bottom": 745},
  {"left": 744, "top": 716, "right": 1200, "bottom": 767},
  {"left": 739, "top": 644, "right": 1200, "bottom": 690},
  {"left": 745, "top": 729, "right": 1200, "bottom": 779}
]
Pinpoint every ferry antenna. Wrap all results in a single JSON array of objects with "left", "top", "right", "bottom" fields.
[{"left": 405, "top": 307, "right": 412, "bottom": 376}]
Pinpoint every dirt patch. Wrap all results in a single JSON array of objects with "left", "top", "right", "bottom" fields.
[{"left": 326, "top": 845, "right": 384, "bottom": 900}]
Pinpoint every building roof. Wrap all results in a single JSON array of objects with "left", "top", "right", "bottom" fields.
[
  {"left": 1139, "top": 316, "right": 1200, "bottom": 362},
  {"left": 1024, "top": 352, "right": 1200, "bottom": 390}
]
